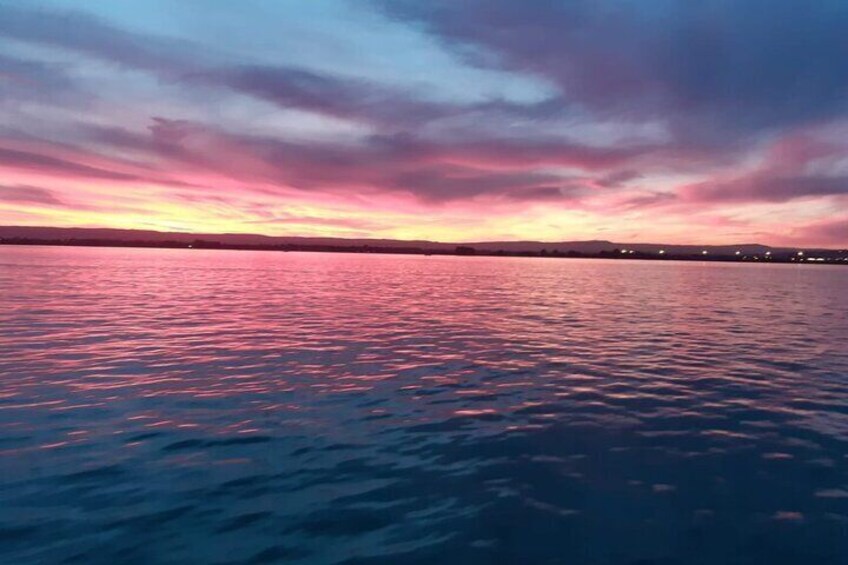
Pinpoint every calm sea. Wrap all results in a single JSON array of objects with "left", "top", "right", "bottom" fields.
[{"left": 1, "top": 246, "right": 847, "bottom": 564}]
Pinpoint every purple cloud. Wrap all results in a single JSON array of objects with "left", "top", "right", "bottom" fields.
[{"left": 0, "top": 184, "right": 65, "bottom": 206}]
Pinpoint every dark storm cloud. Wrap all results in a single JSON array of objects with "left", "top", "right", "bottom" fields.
[{"left": 378, "top": 0, "right": 848, "bottom": 137}]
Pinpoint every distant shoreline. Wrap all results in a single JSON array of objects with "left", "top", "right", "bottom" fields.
[{"left": 2, "top": 238, "right": 846, "bottom": 266}]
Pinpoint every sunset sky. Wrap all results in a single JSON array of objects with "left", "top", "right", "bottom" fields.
[{"left": 1, "top": 0, "right": 847, "bottom": 246}]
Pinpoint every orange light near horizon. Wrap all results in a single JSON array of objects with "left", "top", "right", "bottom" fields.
[{"left": 2, "top": 164, "right": 846, "bottom": 247}]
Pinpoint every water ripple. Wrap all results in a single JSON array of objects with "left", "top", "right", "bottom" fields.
[{"left": 1, "top": 246, "right": 847, "bottom": 564}]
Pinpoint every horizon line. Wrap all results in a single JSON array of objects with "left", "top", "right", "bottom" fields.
[{"left": 1, "top": 225, "right": 847, "bottom": 252}]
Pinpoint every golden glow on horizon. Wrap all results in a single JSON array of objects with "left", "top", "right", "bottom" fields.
[{"left": 1, "top": 167, "right": 844, "bottom": 246}]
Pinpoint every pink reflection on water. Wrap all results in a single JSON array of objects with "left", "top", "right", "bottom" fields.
[{"left": 0, "top": 246, "right": 847, "bottom": 457}]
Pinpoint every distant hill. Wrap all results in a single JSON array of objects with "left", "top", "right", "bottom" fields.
[{"left": 0, "top": 225, "right": 844, "bottom": 257}]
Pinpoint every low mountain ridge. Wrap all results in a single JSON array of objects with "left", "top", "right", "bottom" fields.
[{"left": 0, "top": 225, "right": 841, "bottom": 255}]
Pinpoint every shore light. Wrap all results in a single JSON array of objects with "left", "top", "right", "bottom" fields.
[
  {"left": 797, "top": 251, "right": 804, "bottom": 256},
  {"left": 702, "top": 250, "right": 708, "bottom": 255},
  {"left": 659, "top": 249, "right": 665, "bottom": 255},
  {"left": 735, "top": 251, "right": 741, "bottom": 255}
]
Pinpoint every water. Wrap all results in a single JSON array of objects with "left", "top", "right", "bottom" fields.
[{"left": 1, "top": 246, "right": 847, "bottom": 564}]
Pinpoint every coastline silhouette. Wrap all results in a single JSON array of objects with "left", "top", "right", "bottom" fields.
[{"left": 2, "top": 226, "right": 846, "bottom": 265}]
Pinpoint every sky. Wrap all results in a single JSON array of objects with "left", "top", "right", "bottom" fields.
[{"left": 0, "top": 0, "right": 846, "bottom": 246}]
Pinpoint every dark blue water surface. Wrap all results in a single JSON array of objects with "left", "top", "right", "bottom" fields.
[{"left": 1, "top": 246, "right": 847, "bottom": 564}]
